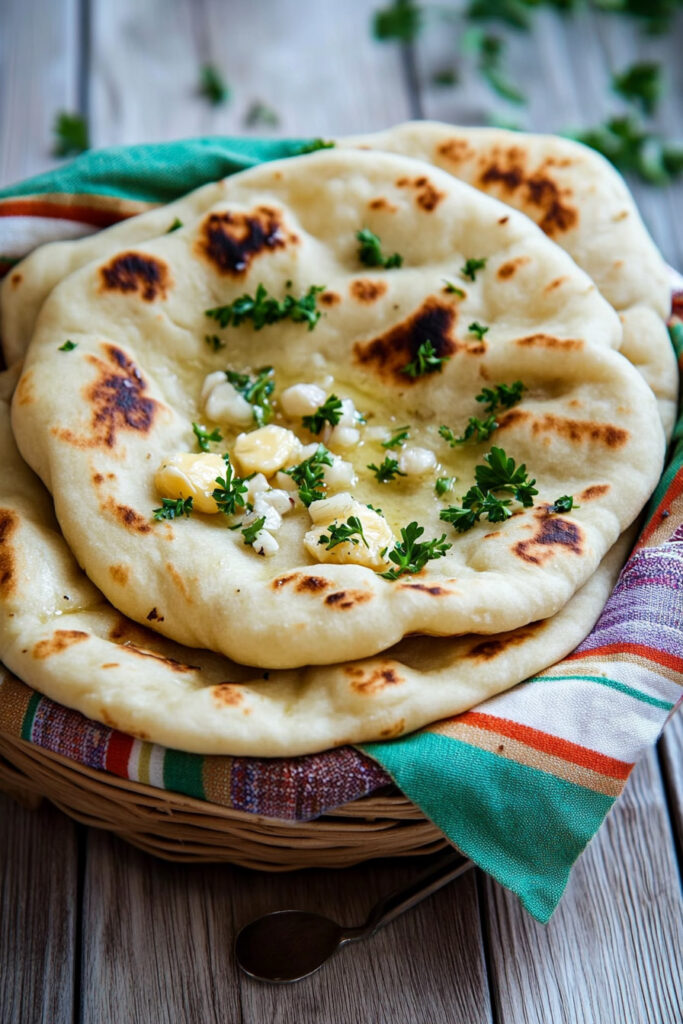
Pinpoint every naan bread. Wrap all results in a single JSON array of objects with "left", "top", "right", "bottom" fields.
[
  {"left": 11, "top": 150, "right": 664, "bottom": 668},
  {"left": 0, "top": 366, "right": 633, "bottom": 755}
]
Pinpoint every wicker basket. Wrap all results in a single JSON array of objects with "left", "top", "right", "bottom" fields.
[{"left": 0, "top": 730, "right": 448, "bottom": 868}]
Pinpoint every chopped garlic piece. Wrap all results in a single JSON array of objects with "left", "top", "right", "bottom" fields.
[
  {"left": 280, "top": 382, "right": 327, "bottom": 418},
  {"left": 201, "top": 371, "right": 253, "bottom": 427},
  {"left": 252, "top": 530, "right": 279, "bottom": 557},
  {"left": 305, "top": 493, "right": 394, "bottom": 570},
  {"left": 338, "top": 397, "right": 359, "bottom": 427},
  {"left": 364, "top": 425, "right": 392, "bottom": 443},
  {"left": 245, "top": 473, "right": 270, "bottom": 504},
  {"left": 154, "top": 452, "right": 225, "bottom": 513},
  {"left": 273, "top": 471, "right": 297, "bottom": 491},
  {"left": 398, "top": 445, "right": 437, "bottom": 476},
  {"left": 323, "top": 456, "right": 357, "bottom": 491},
  {"left": 260, "top": 488, "right": 296, "bottom": 515},
  {"left": 233, "top": 425, "right": 301, "bottom": 476},
  {"left": 328, "top": 425, "right": 360, "bottom": 450}
]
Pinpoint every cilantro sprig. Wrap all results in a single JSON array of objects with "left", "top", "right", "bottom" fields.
[
  {"left": 475, "top": 380, "right": 526, "bottom": 413},
  {"left": 152, "top": 496, "right": 194, "bottom": 521},
  {"left": 318, "top": 516, "right": 369, "bottom": 551},
  {"left": 356, "top": 228, "right": 403, "bottom": 269},
  {"left": 225, "top": 367, "right": 275, "bottom": 427},
  {"left": 382, "top": 426, "right": 411, "bottom": 449},
  {"left": 285, "top": 445, "right": 333, "bottom": 506},
  {"left": 242, "top": 516, "right": 267, "bottom": 545},
  {"left": 192, "top": 422, "right": 223, "bottom": 452},
  {"left": 302, "top": 394, "right": 343, "bottom": 434},
  {"left": 402, "top": 340, "right": 450, "bottom": 378},
  {"left": 381, "top": 522, "right": 452, "bottom": 580},
  {"left": 206, "top": 283, "right": 325, "bottom": 332},
  {"left": 367, "top": 456, "right": 406, "bottom": 483},
  {"left": 212, "top": 454, "right": 248, "bottom": 517}
]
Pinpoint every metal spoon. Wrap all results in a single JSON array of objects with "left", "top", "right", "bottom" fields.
[{"left": 235, "top": 851, "right": 473, "bottom": 983}]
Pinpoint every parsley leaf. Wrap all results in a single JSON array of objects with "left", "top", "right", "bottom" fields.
[
  {"left": 242, "top": 516, "right": 267, "bottom": 545},
  {"left": 475, "top": 380, "right": 526, "bottom": 413},
  {"left": 373, "top": 0, "right": 422, "bottom": 41},
  {"left": 206, "top": 283, "right": 325, "bottom": 332},
  {"left": 402, "top": 340, "right": 450, "bottom": 378},
  {"left": 192, "top": 422, "right": 223, "bottom": 452},
  {"left": 152, "top": 496, "right": 194, "bottom": 521},
  {"left": 468, "top": 321, "right": 490, "bottom": 340},
  {"left": 225, "top": 367, "right": 275, "bottom": 426},
  {"left": 440, "top": 486, "right": 513, "bottom": 532},
  {"left": 318, "top": 515, "right": 369, "bottom": 550},
  {"left": 435, "top": 476, "right": 456, "bottom": 497},
  {"left": 199, "top": 64, "right": 230, "bottom": 105},
  {"left": 456, "top": 415, "right": 499, "bottom": 444},
  {"left": 443, "top": 280, "right": 466, "bottom": 298},
  {"left": 381, "top": 522, "right": 452, "bottom": 580},
  {"left": 568, "top": 114, "right": 683, "bottom": 185},
  {"left": 382, "top": 425, "right": 411, "bottom": 449},
  {"left": 367, "top": 456, "right": 407, "bottom": 483},
  {"left": 244, "top": 101, "right": 279, "bottom": 127},
  {"left": 167, "top": 218, "right": 183, "bottom": 233},
  {"left": 302, "top": 394, "right": 343, "bottom": 434},
  {"left": 548, "top": 494, "right": 577, "bottom": 514},
  {"left": 475, "top": 446, "right": 538, "bottom": 506},
  {"left": 298, "top": 139, "right": 336, "bottom": 154},
  {"left": 212, "top": 454, "right": 248, "bottom": 517},
  {"left": 612, "top": 61, "right": 662, "bottom": 115},
  {"left": 356, "top": 228, "right": 403, "bottom": 269},
  {"left": 58, "top": 340, "right": 77, "bottom": 352},
  {"left": 53, "top": 112, "right": 89, "bottom": 156},
  {"left": 460, "top": 257, "right": 488, "bottom": 281},
  {"left": 285, "top": 444, "right": 333, "bottom": 506},
  {"left": 204, "top": 334, "right": 226, "bottom": 352}
]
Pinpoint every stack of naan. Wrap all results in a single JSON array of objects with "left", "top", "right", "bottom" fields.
[{"left": 0, "top": 123, "right": 674, "bottom": 756}]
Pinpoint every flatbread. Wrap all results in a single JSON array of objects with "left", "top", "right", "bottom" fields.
[
  {"left": 0, "top": 365, "right": 634, "bottom": 755},
  {"left": 11, "top": 149, "right": 664, "bottom": 668}
]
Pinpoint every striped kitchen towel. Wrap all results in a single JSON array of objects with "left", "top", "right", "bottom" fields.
[{"left": 0, "top": 138, "right": 680, "bottom": 923}]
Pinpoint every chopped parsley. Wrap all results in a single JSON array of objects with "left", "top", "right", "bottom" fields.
[
  {"left": 58, "top": 340, "right": 77, "bottom": 352},
  {"left": 302, "top": 394, "right": 343, "bottom": 434},
  {"left": 225, "top": 367, "right": 275, "bottom": 427},
  {"left": 53, "top": 112, "right": 89, "bottom": 156},
  {"left": 468, "top": 321, "right": 490, "bottom": 340},
  {"left": 356, "top": 228, "right": 403, "bottom": 269},
  {"left": 456, "top": 415, "right": 499, "bottom": 444},
  {"left": 167, "top": 218, "right": 183, "bottom": 233},
  {"left": 381, "top": 522, "right": 452, "bottom": 580},
  {"left": 548, "top": 495, "right": 577, "bottom": 514},
  {"left": 242, "top": 516, "right": 267, "bottom": 545},
  {"left": 381, "top": 425, "right": 411, "bottom": 449},
  {"left": 285, "top": 444, "right": 333, "bottom": 506},
  {"left": 204, "top": 334, "right": 226, "bottom": 352},
  {"left": 612, "top": 61, "right": 662, "bottom": 116},
  {"left": 401, "top": 340, "right": 450, "bottom": 378},
  {"left": 460, "top": 257, "right": 488, "bottom": 281},
  {"left": 373, "top": 0, "right": 422, "bottom": 42},
  {"left": 298, "top": 138, "right": 336, "bottom": 154},
  {"left": 318, "top": 516, "right": 369, "bottom": 551},
  {"left": 206, "top": 283, "right": 325, "bottom": 332},
  {"left": 367, "top": 456, "right": 406, "bottom": 483},
  {"left": 435, "top": 476, "right": 456, "bottom": 497},
  {"left": 199, "top": 64, "right": 230, "bottom": 105},
  {"left": 244, "top": 101, "right": 280, "bottom": 127},
  {"left": 440, "top": 487, "right": 512, "bottom": 533},
  {"left": 475, "top": 380, "right": 526, "bottom": 413},
  {"left": 152, "top": 496, "right": 194, "bottom": 521},
  {"left": 212, "top": 454, "right": 248, "bottom": 517},
  {"left": 568, "top": 115, "right": 683, "bottom": 186},
  {"left": 192, "top": 422, "right": 223, "bottom": 452},
  {"left": 443, "top": 280, "right": 466, "bottom": 298},
  {"left": 439, "top": 446, "right": 538, "bottom": 533}
]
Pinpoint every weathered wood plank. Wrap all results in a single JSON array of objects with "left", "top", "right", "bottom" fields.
[
  {"left": 0, "top": 0, "right": 81, "bottom": 189},
  {"left": 659, "top": 711, "right": 683, "bottom": 858},
  {"left": 234, "top": 856, "right": 492, "bottom": 1024},
  {"left": 91, "top": 0, "right": 411, "bottom": 146},
  {"left": 0, "top": 794, "right": 79, "bottom": 1024},
  {"left": 483, "top": 752, "right": 683, "bottom": 1024}
]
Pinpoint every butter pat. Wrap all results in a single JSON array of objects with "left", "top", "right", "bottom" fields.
[
  {"left": 233, "top": 425, "right": 301, "bottom": 476},
  {"left": 155, "top": 452, "right": 225, "bottom": 513},
  {"left": 305, "top": 492, "right": 394, "bottom": 570}
]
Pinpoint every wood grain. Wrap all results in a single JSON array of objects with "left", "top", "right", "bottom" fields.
[
  {"left": 0, "top": 793, "right": 79, "bottom": 1024},
  {"left": 483, "top": 752, "right": 683, "bottom": 1024},
  {"left": 660, "top": 711, "right": 683, "bottom": 860}
]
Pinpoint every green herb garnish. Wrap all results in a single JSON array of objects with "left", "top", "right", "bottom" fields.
[
  {"left": 440, "top": 486, "right": 513, "bottom": 532},
  {"left": 225, "top": 367, "right": 275, "bottom": 427},
  {"left": 192, "top": 422, "right": 223, "bottom": 452},
  {"left": 167, "top": 218, "right": 183, "bottom": 233},
  {"left": 302, "top": 394, "right": 343, "bottom": 434},
  {"left": 402, "top": 340, "right": 449, "bottom": 378},
  {"left": 468, "top": 321, "right": 490, "bottom": 340},
  {"left": 456, "top": 415, "right": 499, "bottom": 444},
  {"left": 475, "top": 380, "right": 526, "bottom": 413},
  {"left": 367, "top": 456, "right": 407, "bottom": 483},
  {"left": 475, "top": 446, "right": 538, "bottom": 506},
  {"left": 319, "top": 516, "right": 369, "bottom": 551},
  {"left": 152, "top": 496, "right": 194, "bottom": 521},
  {"left": 444, "top": 280, "right": 466, "bottom": 298},
  {"left": 199, "top": 64, "right": 230, "bottom": 105},
  {"left": 285, "top": 444, "right": 333, "bottom": 506},
  {"left": 204, "top": 334, "right": 226, "bottom": 352},
  {"left": 212, "top": 454, "right": 248, "bottom": 517},
  {"left": 298, "top": 139, "right": 336, "bottom": 154},
  {"left": 568, "top": 115, "right": 683, "bottom": 185},
  {"left": 373, "top": 0, "right": 422, "bottom": 41},
  {"left": 435, "top": 476, "right": 456, "bottom": 497},
  {"left": 58, "top": 340, "right": 77, "bottom": 352},
  {"left": 244, "top": 101, "right": 279, "bottom": 127},
  {"left": 53, "top": 112, "right": 89, "bottom": 156},
  {"left": 382, "top": 426, "right": 411, "bottom": 449},
  {"left": 548, "top": 495, "right": 577, "bottom": 514},
  {"left": 381, "top": 522, "right": 452, "bottom": 580},
  {"left": 206, "top": 283, "right": 325, "bottom": 332},
  {"left": 356, "top": 228, "right": 403, "bottom": 269},
  {"left": 612, "top": 62, "right": 662, "bottom": 115},
  {"left": 432, "top": 68, "right": 458, "bottom": 87},
  {"left": 461, "top": 257, "right": 488, "bottom": 281},
  {"left": 242, "top": 516, "right": 267, "bottom": 545}
]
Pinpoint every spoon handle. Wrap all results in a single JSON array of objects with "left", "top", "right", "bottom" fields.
[{"left": 343, "top": 850, "right": 474, "bottom": 942}]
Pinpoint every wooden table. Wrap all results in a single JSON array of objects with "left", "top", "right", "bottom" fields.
[{"left": 1, "top": 2, "right": 682, "bottom": 1021}]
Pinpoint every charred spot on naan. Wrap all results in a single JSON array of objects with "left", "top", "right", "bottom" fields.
[
  {"left": 513, "top": 513, "right": 583, "bottom": 565},
  {"left": 580, "top": 484, "right": 611, "bottom": 501},
  {"left": 101, "top": 497, "right": 151, "bottom": 535},
  {"left": 296, "top": 575, "right": 332, "bottom": 594},
  {"left": 324, "top": 589, "right": 372, "bottom": 609},
  {"left": 465, "top": 621, "right": 544, "bottom": 660},
  {"left": 100, "top": 252, "right": 170, "bottom": 301},
  {"left": 379, "top": 718, "right": 406, "bottom": 738},
  {"left": 435, "top": 137, "right": 475, "bottom": 166},
  {"left": 395, "top": 175, "right": 446, "bottom": 212},
  {"left": 32, "top": 629, "right": 89, "bottom": 659},
  {"left": 15, "top": 370, "right": 35, "bottom": 406},
  {"left": 195, "top": 205, "right": 294, "bottom": 275},
  {"left": 212, "top": 682, "right": 244, "bottom": 707},
  {"left": 497, "top": 409, "right": 629, "bottom": 448},
  {"left": 497, "top": 256, "right": 531, "bottom": 280},
  {"left": 368, "top": 196, "right": 398, "bottom": 213},
  {"left": 353, "top": 298, "right": 462, "bottom": 384},
  {"left": 346, "top": 664, "right": 404, "bottom": 695},
  {"left": 515, "top": 333, "right": 584, "bottom": 351},
  {"left": 477, "top": 147, "right": 578, "bottom": 236},
  {"left": 399, "top": 582, "right": 450, "bottom": 595},
  {"left": 320, "top": 290, "right": 341, "bottom": 306},
  {"left": 10, "top": 272, "right": 22, "bottom": 287},
  {"left": 0, "top": 508, "right": 18, "bottom": 596},
  {"left": 350, "top": 278, "right": 387, "bottom": 303},
  {"left": 108, "top": 564, "right": 130, "bottom": 586}
]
